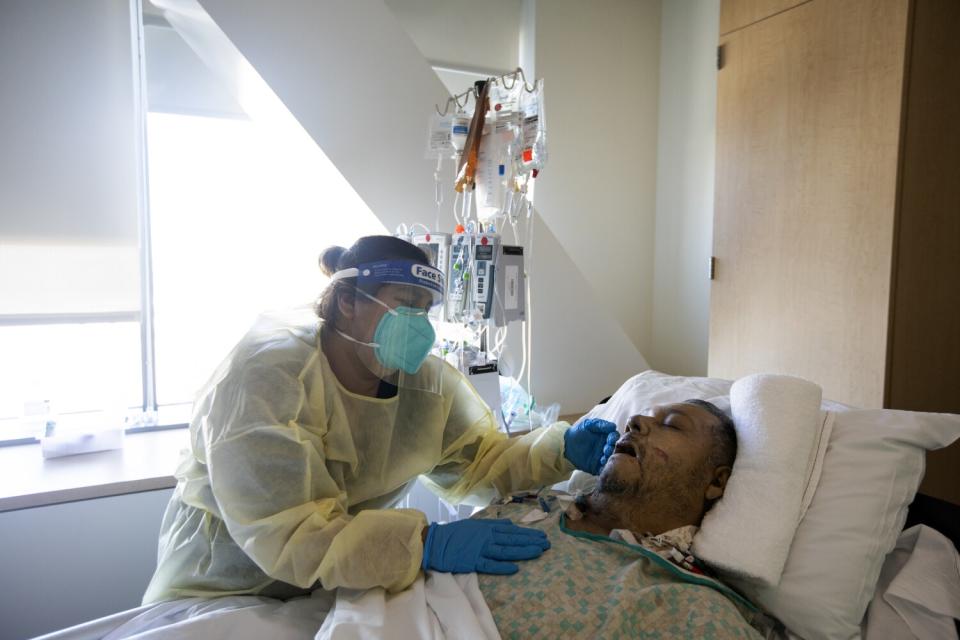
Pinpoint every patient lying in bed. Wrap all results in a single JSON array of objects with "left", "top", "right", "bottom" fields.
[
  {"left": 473, "top": 400, "right": 773, "bottom": 639},
  {"left": 38, "top": 400, "right": 777, "bottom": 640}
]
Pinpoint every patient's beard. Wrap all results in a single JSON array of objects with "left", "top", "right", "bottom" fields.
[
  {"left": 584, "top": 471, "right": 647, "bottom": 535},
  {"left": 596, "top": 470, "right": 637, "bottom": 496},
  {"left": 596, "top": 443, "right": 649, "bottom": 498},
  {"left": 589, "top": 445, "right": 702, "bottom": 533}
]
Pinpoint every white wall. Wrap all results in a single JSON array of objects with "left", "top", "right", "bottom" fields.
[
  {"left": 383, "top": 0, "right": 521, "bottom": 74},
  {"left": 384, "top": 0, "right": 522, "bottom": 97},
  {"left": 534, "top": 0, "right": 662, "bottom": 360},
  {"left": 650, "top": 0, "right": 720, "bottom": 376},
  {"left": 0, "top": 489, "right": 173, "bottom": 640},
  {"left": 171, "top": 0, "right": 648, "bottom": 413}
]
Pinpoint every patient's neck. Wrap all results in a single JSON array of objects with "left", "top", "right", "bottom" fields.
[{"left": 571, "top": 491, "right": 700, "bottom": 537}]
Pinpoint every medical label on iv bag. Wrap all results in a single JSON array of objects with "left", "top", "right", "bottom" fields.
[
  {"left": 451, "top": 114, "right": 471, "bottom": 154},
  {"left": 476, "top": 124, "right": 504, "bottom": 221},
  {"left": 517, "top": 79, "right": 547, "bottom": 173},
  {"left": 522, "top": 116, "right": 538, "bottom": 163},
  {"left": 426, "top": 114, "right": 453, "bottom": 158},
  {"left": 520, "top": 95, "right": 540, "bottom": 165}
]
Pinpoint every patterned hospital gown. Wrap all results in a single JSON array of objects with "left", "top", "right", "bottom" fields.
[{"left": 474, "top": 492, "right": 772, "bottom": 640}]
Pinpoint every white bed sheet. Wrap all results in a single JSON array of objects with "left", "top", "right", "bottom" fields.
[
  {"left": 35, "top": 593, "right": 333, "bottom": 640},
  {"left": 34, "top": 571, "right": 499, "bottom": 640}
]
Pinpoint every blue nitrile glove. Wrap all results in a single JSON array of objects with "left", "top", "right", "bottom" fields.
[
  {"left": 563, "top": 418, "right": 619, "bottom": 475},
  {"left": 421, "top": 519, "right": 551, "bottom": 575}
]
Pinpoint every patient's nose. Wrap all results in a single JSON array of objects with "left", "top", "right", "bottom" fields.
[{"left": 627, "top": 415, "right": 652, "bottom": 436}]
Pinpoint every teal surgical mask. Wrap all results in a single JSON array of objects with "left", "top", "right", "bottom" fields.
[{"left": 337, "top": 290, "right": 436, "bottom": 375}]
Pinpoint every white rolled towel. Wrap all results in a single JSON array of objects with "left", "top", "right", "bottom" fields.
[{"left": 693, "top": 373, "right": 822, "bottom": 586}]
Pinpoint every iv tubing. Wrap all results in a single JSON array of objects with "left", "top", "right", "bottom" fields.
[
  {"left": 491, "top": 326, "right": 507, "bottom": 358},
  {"left": 452, "top": 190, "right": 463, "bottom": 227},
  {"left": 524, "top": 204, "right": 534, "bottom": 395},
  {"left": 516, "top": 319, "right": 527, "bottom": 384},
  {"left": 434, "top": 155, "right": 443, "bottom": 232}
]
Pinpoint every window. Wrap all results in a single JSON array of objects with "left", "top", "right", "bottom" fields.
[{"left": 0, "top": 6, "right": 383, "bottom": 443}]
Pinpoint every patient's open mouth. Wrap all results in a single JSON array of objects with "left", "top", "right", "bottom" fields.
[{"left": 613, "top": 441, "right": 640, "bottom": 459}]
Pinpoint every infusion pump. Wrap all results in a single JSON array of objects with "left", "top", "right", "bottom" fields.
[{"left": 409, "top": 232, "right": 525, "bottom": 327}]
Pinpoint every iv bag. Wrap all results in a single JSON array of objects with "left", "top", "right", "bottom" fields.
[
  {"left": 450, "top": 112, "right": 471, "bottom": 155},
  {"left": 475, "top": 123, "right": 504, "bottom": 222},
  {"left": 516, "top": 79, "right": 547, "bottom": 175},
  {"left": 425, "top": 113, "right": 453, "bottom": 159},
  {"left": 475, "top": 80, "right": 524, "bottom": 221}
]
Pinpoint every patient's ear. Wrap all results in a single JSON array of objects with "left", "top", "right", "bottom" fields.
[{"left": 705, "top": 466, "right": 732, "bottom": 501}]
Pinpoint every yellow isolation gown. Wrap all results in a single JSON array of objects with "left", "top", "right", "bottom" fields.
[{"left": 143, "top": 311, "right": 573, "bottom": 604}]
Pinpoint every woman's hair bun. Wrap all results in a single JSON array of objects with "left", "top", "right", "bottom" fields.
[{"left": 318, "top": 245, "right": 346, "bottom": 277}]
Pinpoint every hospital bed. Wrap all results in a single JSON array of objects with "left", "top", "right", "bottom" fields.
[{"left": 34, "top": 372, "right": 960, "bottom": 640}]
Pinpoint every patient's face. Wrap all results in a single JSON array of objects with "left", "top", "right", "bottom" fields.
[{"left": 598, "top": 402, "right": 720, "bottom": 509}]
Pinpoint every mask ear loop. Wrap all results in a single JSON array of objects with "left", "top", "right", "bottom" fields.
[
  {"left": 354, "top": 287, "right": 401, "bottom": 317},
  {"left": 327, "top": 269, "right": 382, "bottom": 347}
]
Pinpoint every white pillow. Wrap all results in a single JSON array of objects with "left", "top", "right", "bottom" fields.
[
  {"left": 729, "top": 408, "right": 960, "bottom": 640},
  {"left": 582, "top": 370, "right": 734, "bottom": 422},
  {"left": 694, "top": 374, "right": 824, "bottom": 586}
]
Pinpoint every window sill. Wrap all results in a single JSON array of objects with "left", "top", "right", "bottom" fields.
[{"left": 0, "top": 427, "right": 190, "bottom": 512}]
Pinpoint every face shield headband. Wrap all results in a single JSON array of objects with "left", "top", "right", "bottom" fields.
[{"left": 329, "top": 260, "right": 445, "bottom": 307}]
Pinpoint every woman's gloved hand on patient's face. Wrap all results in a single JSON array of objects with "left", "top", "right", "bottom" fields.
[
  {"left": 563, "top": 418, "right": 619, "bottom": 475},
  {"left": 421, "top": 519, "right": 550, "bottom": 575}
]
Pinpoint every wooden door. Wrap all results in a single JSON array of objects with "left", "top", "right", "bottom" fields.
[
  {"left": 887, "top": 0, "right": 960, "bottom": 506},
  {"left": 720, "top": 0, "right": 809, "bottom": 35},
  {"left": 708, "top": 0, "right": 909, "bottom": 407}
]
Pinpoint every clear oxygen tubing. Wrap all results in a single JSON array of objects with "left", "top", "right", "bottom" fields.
[
  {"left": 434, "top": 155, "right": 444, "bottom": 232},
  {"left": 395, "top": 222, "right": 431, "bottom": 240},
  {"left": 516, "top": 316, "right": 528, "bottom": 387},
  {"left": 506, "top": 189, "right": 534, "bottom": 388},
  {"left": 508, "top": 200, "right": 521, "bottom": 244},
  {"left": 462, "top": 189, "right": 474, "bottom": 227},
  {"left": 524, "top": 197, "right": 534, "bottom": 396},
  {"left": 475, "top": 323, "right": 487, "bottom": 346},
  {"left": 490, "top": 325, "right": 508, "bottom": 359},
  {"left": 451, "top": 189, "right": 463, "bottom": 228},
  {"left": 480, "top": 324, "right": 498, "bottom": 364},
  {"left": 509, "top": 191, "right": 523, "bottom": 244}
]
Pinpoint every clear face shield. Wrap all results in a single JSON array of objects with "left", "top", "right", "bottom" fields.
[{"left": 330, "top": 260, "right": 446, "bottom": 396}]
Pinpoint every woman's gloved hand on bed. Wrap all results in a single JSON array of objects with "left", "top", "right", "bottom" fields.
[
  {"left": 563, "top": 418, "right": 619, "bottom": 475},
  {"left": 421, "top": 519, "right": 551, "bottom": 575}
]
